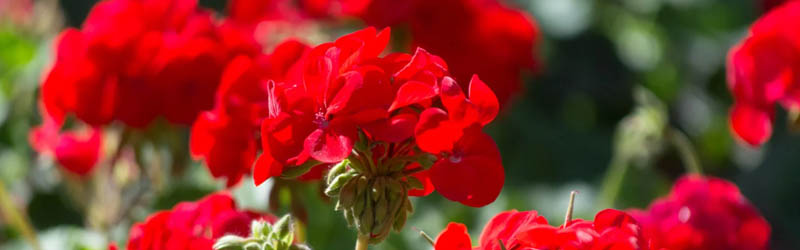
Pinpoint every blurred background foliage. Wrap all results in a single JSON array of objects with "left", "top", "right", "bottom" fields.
[{"left": 0, "top": 0, "right": 798, "bottom": 249}]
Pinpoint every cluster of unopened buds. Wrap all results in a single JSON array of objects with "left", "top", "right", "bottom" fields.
[
  {"left": 214, "top": 215, "right": 310, "bottom": 250},
  {"left": 323, "top": 134, "right": 434, "bottom": 243}
]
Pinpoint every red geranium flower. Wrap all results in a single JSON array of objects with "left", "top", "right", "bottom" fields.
[
  {"left": 191, "top": 40, "right": 309, "bottom": 186},
  {"left": 435, "top": 209, "right": 650, "bottom": 250},
  {"left": 409, "top": 0, "right": 539, "bottom": 108},
  {"left": 29, "top": 112, "right": 103, "bottom": 177},
  {"left": 415, "top": 76, "right": 503, "bottom": 207},
  {"left": 254, "top": 27, "right": 395, "bottom": 181},
  {"left": 226, "top": 0, "right": 539, "bottom": 108},
  {"left": 40, "top": 0, "right": 258, "bottom": 128},
  {"left": 126, "top": 192, "right": 275, "bottom": 250},
  {"left": 629, "top": 175, "right": 771, "bottom": 250},
  {"left": 726, "top": 0, "right": 800, "bottom": 146},
  {"left": 191, "top": 27, "right": 507, "bottom": 209}
]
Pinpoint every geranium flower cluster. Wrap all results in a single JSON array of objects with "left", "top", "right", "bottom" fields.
[
  {"left": 629, "top": 175, "right": 771, "bottom": 250},
  {"left": 227, "top": 0, "right": 540, "bottom": 107},
  {"left": 435, "top": 209, "right": 650, "bottom": 250},
  {"left": 41, "top": 0, "right": 258, "bottom": 127},
  {"left": 192, "top": 27, "right": 505, "bottom": 243},
  {"left": 434, "top": 175, "right": 771, "bottom": 250},
  {"left": 727, "top": 0, "right": 800, "bottom": 146},
  {"left": 31, "top": 0, "right": 261, "bottom": 176},
  {"left": 125, "top": 192, "right": 275, "bottom": 250}
]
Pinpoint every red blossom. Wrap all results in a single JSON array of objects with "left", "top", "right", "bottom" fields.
[
  {"left": 228, "top": 0, "right": 539, "bottom": 108},
  {"left": 190, "top": 27, "right": 507, "bottom": 207},
  {"left": 409, "top": 0, "right": 539, "bottom": 108},
  {"left": 254, "top": 27, "right": 394, "bottom": 181},
  {"left": 726, "top": 0, "right": 800, "bottom": 146},
  {"left": 126, "top": 192, "right": 275, "bottom": 250},
  {"left": 629, "top": 175, "right": 771, "bottom": 250},
  {"left": 29, "top": 113, "right": 103, "bottom": 177},
  {"left": 414, "top": 75, "right": 503, "bottom": 207},
  {"left": 40, "top": 0, "right": 258, "bottom": 128},
  {"left": 435, "top": 209, "right": 650, "bottom": 250},
  {"left": 191, "top": 40, "right": 309, "bottom": 186}
]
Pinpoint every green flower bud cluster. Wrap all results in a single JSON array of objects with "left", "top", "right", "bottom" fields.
[
  {"left": 213, "top": 215, "right": 310, "bottom": 250},
  {"left": 324, "top": 152, "right": 426, "bottom": 244}
]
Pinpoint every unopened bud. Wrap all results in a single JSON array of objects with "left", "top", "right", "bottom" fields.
[
  {"left": 326, "top": 160, "right": 348, "bottom": 183},
  {"left": 324, "top": 171, "right": 356, "bottom": 197},
  {"left": 213, "top": 235, "right": 247, "bottom": 250},
  {"left": 338, "top": 178, "right": 358, "bottom": 208},
  {"left": 374, "top": 196, "right": 389, "bottom": 226},
  {"left": 393, "top": 207, "right": 407, "bottom": 232},
  {"left": 371, "top": 178, "right": 385, "bottom": 202},
  {"left": 243, "top": 242, "right": 261, "bottom": 250},
  {"left": 358, "top": 198, "right": 374, "bottom": 235}
]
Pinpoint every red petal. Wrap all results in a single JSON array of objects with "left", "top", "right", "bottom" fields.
[
  {"left": 253, "top": 152, "right": 282, "bottom": 186},
  {"left": 431, "top": 154, "right": 504, "bottom": 207},
  {"left": 363, "top": 113, "right": 418, "bottom": 143},
  {"left": 468, "top": 75, "right": 500, "bottom": 125},
  {"left": 261, "top": 109, "right": 314, "bottom": 165},
  {"left": 434, "top": 223, "right": 473, "bottom": 250},
  {"left": 389, "top": 81, "right": 437, "bottom": 112},
  {"left": 189, "top": 111, "right": 219, "bottom": 158},
  {"left": 408, "top": 166, "right": 434, "bottom": 197},
  {"left": 303, "top": 45, "right": 337, "bottom": 105},
  {"left": 729, "top": 104, "right": 772, "bottom": 146},
  {"left": 327, "top": 71, "right": 364, "bottom": 115},
  {"left": 430, "top": 129, "right": 504, "bottom": 207},
  {"left": 513, "top": 225, "right": 560, "bottom": 248},
  {"left": 394, "top": 47, "right": 435, "bottom": 81},
  {"left": 414, "top": 108, "right": 462, "bottom": 154},
  {"left": 593, "top": 209, "right": 638, "bottom": 232},
  {"left": 303, "top": 126, "right": 355, "bottom": 163},
  {"left": 440, "top": 76, "right": 477, "bottom": 125},
  {"left": 54, "top": 127, "right": 103, "bottom": 176},
  {"left": 478, "top": 210, "right": 549, "bottom": 249}
]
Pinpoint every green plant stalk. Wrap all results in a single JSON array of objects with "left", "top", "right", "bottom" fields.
[
  {"left": 667, "top": 128, "right": 703, "bottom": 175},
  {"left": 598, "top": 154, "right": 628, "bottom": 209},
  {"left": 356, "top": 234, "right": 370, "bottom": 250},
  {"left": 0, "top": 180, "right": 41, "bottom": 250}
]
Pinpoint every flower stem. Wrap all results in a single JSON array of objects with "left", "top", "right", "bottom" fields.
[
  {"left": 412, "top": 227, "right": 435, "bottom": 246},
  {"left": 667, "top": 128, "right": 703, "bottom": 175},
  {"left": 598, "top": 154, "right": 628, "bottom": 209},
  {"left": 356, "top": 234, "right": 370, "bottom": 250},
  {"left": 0, "top": 180, "right": 40, "bottom": 250},
  {"left": 563, "top": 191, "right": 577, "bottom": 226}
]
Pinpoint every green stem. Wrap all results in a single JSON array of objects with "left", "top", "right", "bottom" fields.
[
  {"left": 412, "top": 227, "right": 436, "bottom": 247},
  {"left": 667, "top": 128, "right": 703, "bottom": 175},
  {"left": 355, "top": 234, "right": 370, "bottom": 250},
  {"left": 0, "top": 180, "right": 40, "bottom": 250},
  {"left": 598, "top": 155, "right": 628, "bottom": 209},
  {"left": 563, "top": 191, "right": 577, "bottom": 226}
]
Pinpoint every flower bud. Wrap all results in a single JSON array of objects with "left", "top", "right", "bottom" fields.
[
  {"left": 338, "top": 178, "right": 358, "bottom": 208},
  {"left": 213, "top": 235, "right": 247, "bottom": 250},
  {"left": 358, "top": 195, "right": 374, "bottom": 235},
  {"left": 243, "top": 242, "right": 261, "bottom": 250},
  {"left": 371, "top": 177, "right": 386, "bottom": 202},
  {"left": 324, "top": 171, "right": 357, "bottom": 197},
  {"left": 326, "top": 160, "right": 348, "bottom": 183},
  {"left": 213, "top": 215, "right": 308, "bottom": 250}
]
